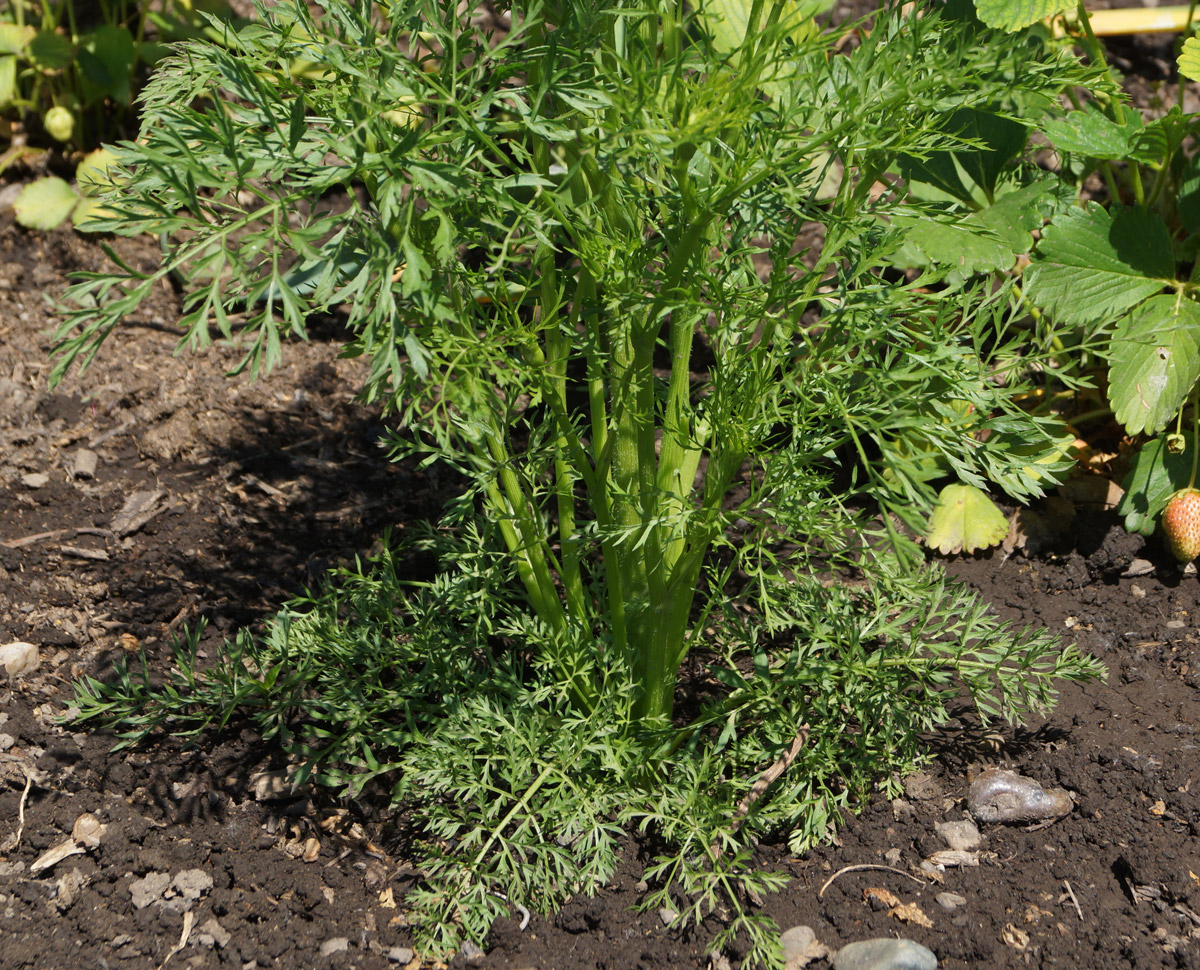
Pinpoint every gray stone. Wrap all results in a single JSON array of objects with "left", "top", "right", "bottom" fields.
[
  {"left": 319, "top": 938, "right": 350, "bottom": 956},
  {"left": 129, "top": 871, "right": 171, "bottom": 909},
  {"left": 459, "top": 941, "right": 485, "bottom": 963},
  {"left": 967, "top": 768, "right": 1072, "bottom": 823},
  {"left": 20, "top": 473, "right": 49, "bottom": 489},
  {"left": 0, "top": 734, "right": 13, "bottom": 752},
  {"left": 936, "top": 892, "right": 967, "bottom": 911},
  {"left": 658, "top": 906, "right": 678, "bottom": 926},
  {"left": 0, "top": 641, "right": 38, "bottom": 679},
  {"left": 172, "top": 868, "right": 213, "bottom": 901},
  {"left": 934, "top": 819, "right": 981, "bottom": 852},
  {"left": 781, "top": 924, "right": 829, "bottom": 968},
  {"left": 781, "top": 925, "right": 817, "bottom": 962},
  {"left": 386, "top": 947, "right": 415, "bottom": 964},
  {"left": 833, "top": 938, "right": 938, "bottom": 970}
]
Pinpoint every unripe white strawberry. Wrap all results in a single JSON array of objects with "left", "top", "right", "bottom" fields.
[
  {"left": 1162, "top": 488, "right": 1200, "bottom": 562},
  {"left": 43, "top": 106, "right": 74, "bottom": 143}
]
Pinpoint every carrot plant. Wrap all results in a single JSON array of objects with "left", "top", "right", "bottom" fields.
[{"left": 61, "top": 0, "right": 1105, "bottom": 961}]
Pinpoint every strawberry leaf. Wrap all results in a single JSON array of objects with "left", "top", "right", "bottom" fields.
[
  {"left": 1180, "top": 36, "right": 1200, "bottom": 83},
  {"left": 973, "top": 0, "right": 1071, "bottom": 32},
  {"left": 1107, "top": 295, "right": 1200, "bottom": 436},
  {"left": 1040, "top": 103, "right": 1138, "bottom": 159},
  {"left": 925, "top": 483, "right": 1009, "bottom": 555},
  {"left": 1118, "top": 433, "right": 1196, "bottom": 535},
  {"left": 1024, "top": 203, "right": 1174, "bottom": 327}
]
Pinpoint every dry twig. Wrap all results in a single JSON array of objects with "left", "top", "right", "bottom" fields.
[{"left": 818, "top": 864, "right": 925, "bottom": 899}]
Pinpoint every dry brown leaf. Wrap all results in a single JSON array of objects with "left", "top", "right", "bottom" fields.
[
  {"left": 863, "top": 886, "right": 900, "bottom": 909},
  {"left": 1150, "top": 799, "right": 1167, "bottom": 817},
  {"left": 302, "top": 837, "right": 321, "bottom": 862},
  {"left": 891, "top": 902, "right": 933, "bottom": 928},
  {"left": 1002, "top": 923, "right": 1030, "bottom": 950},
  {"left": 379, "top": 886, "right": 396, "bottom": 909}
]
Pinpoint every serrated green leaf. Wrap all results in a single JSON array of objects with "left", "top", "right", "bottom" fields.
[
  {"left": 79, "top": 26, "right": 136, "bottom": 106},
  {"left": 973, "top": 0, "right": 1072, "bottom": 31},
  {"left": 1129, "top": 107, "right": 1188, "bottom": 165},
  {"left": 0, "top": 23, "right": 34, "bottom": 55},
  {"left": 1107, "top": 295, "right": 1200, "bottom": 436},
  {"left": 76, "top": 148, "right": 120, "bottom": 193},
  {"left": 1118, "top": 432, "right": 1196, "bottom": 535},
  {"left": 14, "top": 176, "right": 78, "bottom": 230},
  {"left": 1180, "top": 36, "right": 1200, "bottom": 82},
  {"left": 925, "top": 483, "right": 1009, "bottom": 555},
  {"left": 699, "top": 0, "right": 833, "bottom": 54},
  {"left": 1024, "top": 203, "right": 1174, "bottom": 327},
  {"left": 28, "top": 29, "right": 72, "bottom": 71},
  {"left": 1041, "top": 103, "right": 1135, "bottom": 159},
  {"left": 898, "top": 107, "right": 1028, "bottom": 204},
  {"left": 0, "top": 54, "right": 15, "bottom": 109},
  {"left": 1180, "top": 165, "right": 1200, "bottom": 238},
  {"left": 896, "top": 214, "right": 1015, "bottom": 282}
]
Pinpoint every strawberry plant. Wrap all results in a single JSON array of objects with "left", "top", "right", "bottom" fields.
[
  {"left": 956, "top": 4, "right": 1200, "bottom": 556},
  {"left": 59, "top": 0, "right": 1105, "bottom": 961},
  {"left": 0, "top": 0, "right": 236, "bottom": 150}
]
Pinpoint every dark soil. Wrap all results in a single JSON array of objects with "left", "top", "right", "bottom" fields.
[{"left": 3, "top": 7, "right": 1200, "bottom": 970}]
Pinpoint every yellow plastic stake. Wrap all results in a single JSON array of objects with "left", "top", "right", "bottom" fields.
[{"left": 1057, "top": 6, "right": 1196, "bottom": 36}]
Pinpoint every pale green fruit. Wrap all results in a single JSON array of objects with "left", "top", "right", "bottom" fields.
[{"left": 43, "top": 105, "right": 74, "bottom": 142}]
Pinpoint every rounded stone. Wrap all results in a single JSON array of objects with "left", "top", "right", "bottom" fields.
[{"left": 832, "top": 938, "right": 938, "bottom": 970}]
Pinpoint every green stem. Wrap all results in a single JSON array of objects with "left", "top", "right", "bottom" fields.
[{"left": 1190, "top": 389, "right": 1199, "bottom": 490}]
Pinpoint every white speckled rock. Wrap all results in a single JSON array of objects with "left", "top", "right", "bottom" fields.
[
  {"left": 833, "top": 938, "right": 938, "bottom": 970},
  {"left": 0, "top": 641, "right": 38, "bottom": 679}
]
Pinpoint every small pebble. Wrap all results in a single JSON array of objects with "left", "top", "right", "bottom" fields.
[
  {"left": 833, "top": 938, "right": 937, "bottom": 970},
  {"left": 194, "top": 918, "right": 231, "bottom": 949},
  {"left": 1130, "top": 584, "right": 1146, "bottom": 599},
  {"left": 73, "top": 448, "right": 99, "bottom": 479},
  {"left": 319, "top": 938, "right": 350, "bottom": 956},
  {"left": 20, "top": 472, "right": 49, "bottom": 489},
  {"left": 459, "top": 940, "right": 485, "bottom": 963},
  {"left": 934, "top": 819, "right": 981, "bottom": 851},
  {"left": 936, "top": 892, "right": 967, "bottom": 911},
  {"left": 386, "top": 947, "right": 415, "bottom": 964},
  {"left": 883, "top": 847, "right": 903, "bottom": 866},
  {"left": 967, "top": 768, "right": 1072, "bottom": 823},
  {"left": 1122, "top": 558, "right": 1154, "bottom": 577},
  {"left": 658, "top": 906, "right": 678, "bottom": 926},
  {"left": 1167, "top": 619, "right": 1186, "bottom": 629},
  {"left": 0, "top": 734, "right": 13, "bottom": 752}
]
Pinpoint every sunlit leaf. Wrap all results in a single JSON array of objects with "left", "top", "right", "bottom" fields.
[
  {"left": 1024, "top": 203, "right": 1174, "bottom": 327},
  {"left": 973, "top": 0, "right": 1071, "bottom": 31},
  {"left": 1107, "top": 295, "right": 1200, "bottom": 436},
  {"left": 14, "top": 176, "right": 78, "bottom": 230},
  {"left": 925, "top": 483, "right": 1009, "bottom": 555},
  {"left": 1180, "top": 36, "right": 1200, "bottom": 82}
]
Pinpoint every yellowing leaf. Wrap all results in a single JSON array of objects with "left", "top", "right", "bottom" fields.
[
  {"left": 925, "top": 483, "right": 1008, "bottom": 555},
  {"left": 14, "top": 176, "right": 77, "bottom": 230},
  {"left": 1181, "top": 37, "right": 1200, "bottom": 83}
]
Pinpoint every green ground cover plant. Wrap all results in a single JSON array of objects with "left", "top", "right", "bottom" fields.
[{"left": 59, "top": 0, "right": 1106, "bottom": 962}]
